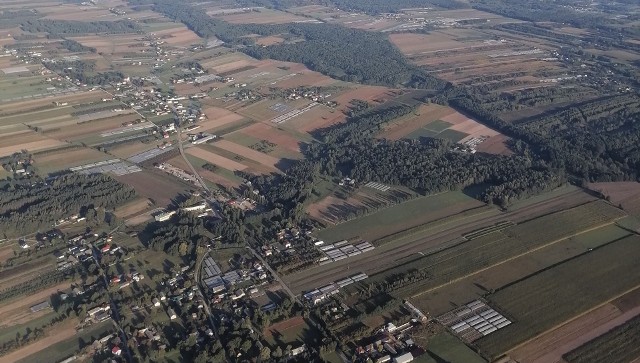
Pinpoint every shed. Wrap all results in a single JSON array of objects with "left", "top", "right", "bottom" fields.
[{"left": 393, "top": 353, "right": 413, "bottom": 363}]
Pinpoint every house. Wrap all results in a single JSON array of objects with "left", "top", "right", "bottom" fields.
[
  {"left": 290, "top": 345, "right": 306, "bottom": 356},
  {"left": 167, "top": 307, "right": 177, "bottom": 320},
  {"left": 152, "top": 298, "right": 161, "bottom": 307},
  {"left": 112, "top": 346, "right": 122, "bottom": 356}
]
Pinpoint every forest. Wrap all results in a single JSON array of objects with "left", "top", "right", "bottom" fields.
[
  {"left": 143, "top": 0, "right": 444, "bottom": 89},
  {"left": 0, "top": 174, "right": 136, "bottom": 238},
  {"left": 21, "top": 19, "right": 139, "bottom": 34}
]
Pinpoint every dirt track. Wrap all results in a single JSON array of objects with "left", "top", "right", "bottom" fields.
[{"left": 285, "top": 187, "right": 597, "bottom": 294}]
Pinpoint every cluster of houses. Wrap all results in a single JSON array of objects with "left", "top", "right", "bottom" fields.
[
  {"left": 356, "top": 322, "right": 419, "bottom": 363},
  {"left": 201, "top": 256, "right": 268, "bottom": 304}
]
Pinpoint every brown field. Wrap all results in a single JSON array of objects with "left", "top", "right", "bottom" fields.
[
  {"left": 0, "top": 318, "right": 79, "bottom": 363},
  {"left": 284, "top": 106, "right": 346, "bottom": 133},
  {"left": 389, "top": 31, "right": 497, "bottom": 56},
  {"left": 113, "top": 197, "right": 152, "bottom": 219},
  {"left": 33, "top": 147, "right": 111, "bottom": 172},
  {"left": 273, "top": 71, "right": 337, "bottom": 88},
  {"left": 509, "top": 302, "right": 640, "bottom": 363},
  {"left": 185, "top": 146, "right": 248, "bottom": 171},
  {"left": 152, "top": 26, "right": 201, "bottom": 46},
  {"left": 69, "top": 34, "right": 147, "bottom": 55},
  {"left": 0, "top": 132, "right": 66, "bottom": 157},
  {"left": 330, "top": 86, "right": 395, "bottom": 111},
  {"left": 215, "top": 139, "right": 282, "bottom": 170},
  {"left": 0, "top": 90, "right": 106, "bottom": 115},
  {"left": 0, "top": 245, "right": 14, "bottom": 264},
  {"left": 441, "top": 112, "right": 501, "bottom": 141},
  {"left": 475, "top": 134, "right": 513, "bottom": 155},
  {"left": 255, "top": 35, "right": 285, "bottom": 46},
  {"left": 46, "top": 113, "right": 141, "bottom": 141},
  {"left": 115, "top": 169, "right": 192, "bottom": 207},
  {"left": 0, "top": 282, "right": 71, "bottom": 328},
  {"left": 210, "top": 59, "right": 257, "bottom": 74},
  {"left": 286, "top": 186, "right": 597, "bottom": 294},
  {"left": 589, "top": 182, "right": 640, "bottom": 215},
  {"left": 241, "top": 122, "right": 305, "bottom": 151},
  {"left": 215, "top": 9, "right": 309, "bottom": 24},
  {"left": 263, "top": 315, "right": 305, "bottom": 339},
  {"left": 198, "top": 107, "right": 244, "bottom": 131},
  {"left": 0, "top": 260, "right": 55, "bottom": 292}
]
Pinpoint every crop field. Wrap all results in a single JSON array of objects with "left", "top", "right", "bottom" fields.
[
  {"left": 32, "top": 146, "right": 112, "bottom": 174},
  {"left": 224, "top": 127, "right": 303, "bottom": 158},
  {"left": 15, "top": 320, "right": 113, "bottom": 363},
  {"left": 0, "top": 281, "right": 70, "bottom": 329},
  {"left": 311, "top": 189, "right": 481, "bottom": 234},
  {"left": 410, "top": 223, "right": 633, "bottom": 316},
  {"left": 416, "top": 332, "right": 487, "bottom": 363},
  {"left": 475, "top": 234, "right": 640, "bottom": 360},
  {"left": 0, "top": 131, "right": 67, "bottom": 157},
  {"left": 563, "top": 313, "right": 640, "bottom": 363},
  {"left": 287, "top": 186, "right": 599, "bottom": 294},
  {"left": 380, "top": 103, "right": 509, "bottom": 153},
  {"left": 115, "top": 169, "right": 192, "bottom": 207},
  {"left": 345, "top": 200, "right": 624, "bottom": 299},
  {"left": 211, "top": 8, "right": 311, "bottom": 25}
]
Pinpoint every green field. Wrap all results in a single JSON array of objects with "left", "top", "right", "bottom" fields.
[
  {"left": 413, "top": 332, "right": 486, "bottom": 363},
  {"left": 316, "top": 191, "right": 482, "bottom": 242},
  {"left": 563, "top": 313, "right": 640, "bottom": 363},
  {"left": 425, "top": 119, "right": 453, "bottom": 132},
  {"left": 17, "top": 321, "right": 114, "bottom": 363},
  {"left": 476, "top": 234, "right": 640, "bottom": 359},
  {"left": 354, "top": 201, "right": 625, "bottom": 299}
]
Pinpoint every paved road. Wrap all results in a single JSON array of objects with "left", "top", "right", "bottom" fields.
[
  {"left": 176, "top": 126, "right": 211, "bottom": 196},
  {"left": 89, "top": 224, "right": 133, "bottom": 363},
  {"left": 195, "top": 250, "right": 232, "bottom": 361}
]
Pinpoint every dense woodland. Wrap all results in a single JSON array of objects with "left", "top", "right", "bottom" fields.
[
  {"left": 21, "top": 19, "right": 139, "bottom": 34},
  {"left": 143, "top": 0, "right": 444, "bottom": 89},
  {"left": 0, "top": 174, "right": 135, "bottom": 238}
]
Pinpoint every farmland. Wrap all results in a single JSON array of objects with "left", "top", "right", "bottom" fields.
[
  {"left": 0, "top": 0, "right": 638, "bottom": 362},
  {"left": 563, "top": 313, "right": 640, "bottom": 363},
  {"left": 284, "top": 186, "right": 600, "bottom": 294},
  {"left": 475, "top": 235, "right": 640, "bottom": 359}
]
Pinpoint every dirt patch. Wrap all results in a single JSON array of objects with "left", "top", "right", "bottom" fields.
[
  {"left": 0, "top": 318, "right": 78, "bottom": 363},
  {"left": 185, "top": 146, "right": 248, "bottom": 171}
]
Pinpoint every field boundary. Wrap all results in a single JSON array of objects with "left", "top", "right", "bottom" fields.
[{"left": 411, "top": 220, "right": 620, "bottom": 299}]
